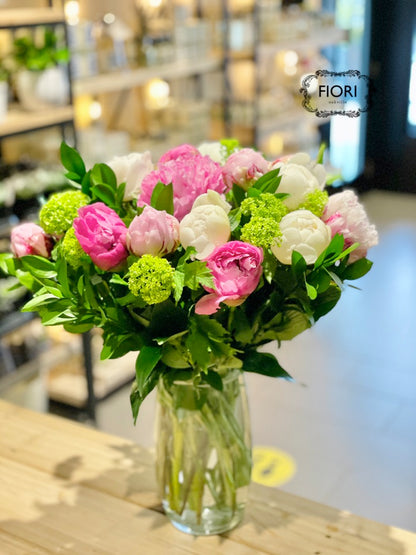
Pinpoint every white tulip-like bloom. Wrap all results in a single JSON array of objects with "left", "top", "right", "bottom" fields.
[
  {"left": 197, "top": 141, "right": 225, "bottom": 164},
  {"left": 179, "top": 204, "right": 231, "bottom": 260},
  {"left": 192, "top": 189, "right": 231, "bottom": 214},
  {"left": 283, "top": 152, "right": 327, "bottom": 189},
  {"left": 275, "top": 163, "right": 322, "bottom": 210},
  {"left": 271, "top": 209, "right": 331, "bottom": 265},
  {"left": 107, "top": 151, "right": 153, "bottom": 201}
]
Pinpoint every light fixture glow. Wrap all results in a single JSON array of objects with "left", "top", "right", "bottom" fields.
[
  {"left": 146, "top": 78, "right": 170, "bottom": 109},
  {"left": 89, "top": 100, "right": 102, "bottom": 121},
  {"left": 283, "top": 50, "right": 299, "bottom": 67},
  {"left": 103, "top": 13, "right": 116, "bottom": 24},
  {"left": 65, "top": 1, "right": 80, "bottom": 26}
]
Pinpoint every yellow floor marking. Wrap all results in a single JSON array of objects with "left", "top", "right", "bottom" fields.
[{"left": 252, "top": 446, "right": 297, "bottom": 487}]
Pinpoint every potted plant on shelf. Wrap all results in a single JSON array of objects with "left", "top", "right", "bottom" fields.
[{"left": 11, "top": 28, "right": 70, "bottom": 111}]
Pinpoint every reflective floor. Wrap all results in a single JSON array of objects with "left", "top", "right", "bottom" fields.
[{"left": 2, "top": 190, "right": 416, "bottom": 532}]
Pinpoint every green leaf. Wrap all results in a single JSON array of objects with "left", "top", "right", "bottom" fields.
[
  {"left": 110, "top": 274, "right": 129, "bottom": 286},
  {"left": 305, "top": 278, "right": 318, "bottom": 300},
  {"left": 21, "top": 293, "right": 59, "bottom": 312},
  {"left": 291, "top": 250, "right": 307, "bottom": 277},
  {"left": 316, "top": 142, "right": 326, "bottom": 164},
  {"left": 91, "top": 183, "right": 116, "bottom": 206},
  {"left": 184, "top": 261, "right": 214, "bottom": 290},
  {"left": 232, "top": 183, "right": 245, "bottom": 206},
  {"left": 60, "top": 142, "right": 86, "bottom": 179},
  {"left": 252, "top": 168, "right": 281, "bottom": 193},
  {"left": 185, "top": 328, "right": 211, "bottom": 370},
  {"left": 247, "top": 187, "right": 261, "bottom": 198},
  {"left": 327, "top": 269, "right": 344, "bottom": 290},
  {"left": 228, "top": 208, "right": 242, "bottom": 232},
  {"left": 56, "top": 258, "right": 71, "bottom": 298},
  {"left": 312, "top": 284, "right": 342, "bottom": 320},
  {"left": 20, "top": 256, "right": 57, "bottom": 279},
  {"left": 202, "top": 370, "right": 223, "bottom": 391},
  {"left": 314, "top": 234, "right": 345, "bottom": 269},
  {"left": 130, "top": 370, "right": 159, "bottom": 424},
  {"left": 135, "top": 345, "right": 162, "bottom": 396},
  {"left": 342, "top": 258, "right": 373, "bottom": 280},
  {"left": 0, "top": 253, "right": 16, "bottom": 276},
  {"left": 173, "top": 270, "right": 185, "bottom": 302},
  {"left": 90, "top": 163, "right": 117, "bottom": 190},
  {"left": 150, "top": 182, "right": 174, "bottom": 215},
  {"left": 81, "top": 170, "right": 92, "bottom": 195},
  {"left": 115, "top": 182, "right": 126, "bottom": 205},
  {"left": 232, "top": 310, "right": 252, "bottom": 343},
  {"left": 242, "top": 351, "right": 292, "bottom": 379},
  {"left": 263, "top": 250, "right": 277, "bottom": 284}
]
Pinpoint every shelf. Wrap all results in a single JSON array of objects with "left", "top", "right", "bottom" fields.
[
  {"left": 74, "top": 56, "right": 222, "bottom": 96},
  {"left": 0, "top": 8, "right": 65, "bottom": 29},
  {"left": 0, "top": 106, "right": 74, "bottom": 139},
  {"left": 257, "top": 107, "right": 328, "bottom": 139},
  {"left": 260, "top": 26, "right": 348, "bottom": 55},
  {"left": 0, "top": 311, "right": 36, "bottom": 338}
]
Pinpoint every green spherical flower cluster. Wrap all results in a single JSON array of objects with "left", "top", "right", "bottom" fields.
[
  {"left": 128, "top": 255, "right": 174, "bottom": 304},
  {"left": 61, "top": 227, "right": 85, "bottom": 270},
  {"left": 241, "top": 193, "right": 288, "bottom": 222},
  {"left": 40, "top": 190, "right": 89, "bottom": 235},
  {"left": 299, "top": 190, "right": 329, "bottom": 217},
  {"left": 241, "top": 216, "right": 282, "bottom": 249}
]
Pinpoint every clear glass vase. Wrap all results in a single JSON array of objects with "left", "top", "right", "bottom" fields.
[{"left": 155, "top": 369, "right": 252, "bottom": 536}]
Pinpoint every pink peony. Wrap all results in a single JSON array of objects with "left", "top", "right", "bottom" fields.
[
  {"left": 11, "top": 223, "right": 53, "bottom": 258},
  {"left": 159, "top": 144, "right": 199, "bottom": 164},
  {"left": 138, "top": 156, "right": 227, "bottom": 221},
  {"left": 323, "top": 190, "right": 378, "bottom": 263},
  {"left": 127, "top": 206, "right": 179, "bottom": 257},
  {"left": 222, "top": 148, "right": 269, "bottom": 190},
  {"left": 73, "top": 203, "right": 128, "bottom": 271},
  {"left": 195, "top": 240, "right": 263, "bottom": 315}
]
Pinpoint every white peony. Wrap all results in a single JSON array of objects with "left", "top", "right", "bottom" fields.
[
  {"left": 192, "top": 189, "right": 231, "bottom": 214},
  {"left": 107, "top": 151, "right": 153, "bottom": 202},
  {"left": 179, "top": 205, "right": 231, "bottom": 260},
  {"left": 284, "top": 152, "right": 327, "bottom": 189},
  {"left": 274, "top": 163, "right": 322, "bottom": 210},
  {"left": 197, "top": 141, "right": 225, "bottom": 164},
  {"left": 271, "top": 209, "right": 331, "bottom": 265}
]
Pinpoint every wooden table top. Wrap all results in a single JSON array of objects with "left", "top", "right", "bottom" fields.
[{"left": 0, "top": 399, "right": 415, "bottom": 554}]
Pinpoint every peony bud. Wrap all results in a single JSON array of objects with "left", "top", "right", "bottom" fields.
[
  {"left": 11, "top": 223, "right": 53, "bottom": 258},
  {"left": 127, "top": 206, "right": 180, "bottom": 257}
]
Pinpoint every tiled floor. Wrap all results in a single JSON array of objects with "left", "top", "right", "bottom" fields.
[{"left": 2, "top": 190, "right": 416, "bottom": 533}]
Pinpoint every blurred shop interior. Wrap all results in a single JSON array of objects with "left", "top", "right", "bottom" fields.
[{"left": 0, "top": 0, "right": 416, "bottom": 532}]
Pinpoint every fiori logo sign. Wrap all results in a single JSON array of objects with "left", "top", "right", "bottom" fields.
[{"left": 300, "top": 70, "right": 371, "bottom": 117}]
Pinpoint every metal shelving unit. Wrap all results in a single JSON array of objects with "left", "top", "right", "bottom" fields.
[{"left": 0, "top": 4, "right": 96, "bottom": 422}]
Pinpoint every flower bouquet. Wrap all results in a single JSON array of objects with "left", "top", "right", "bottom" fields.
[{"left": 0, "top": 140, "right": 378, "bottom": 535}]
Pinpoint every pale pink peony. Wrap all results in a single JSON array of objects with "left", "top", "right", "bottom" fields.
[
  {"left": 138, "top": 156, "right": 227, "bottom": 221},
  {"left": 11, "top": 223, "right": 53, "bottom": 258},
  {"left": 195, "top": 241, "right": 263, "bottom": 315},
  {"left": 159, "top": 144, "right": 199, "bottom": 164},
  {"left": 127, "top": 206, "right": 179, "bottom": 257},
  {"left": 73, "top": 203, "right": 128, "bottom": 271},
  {"left": 222, "top": 148, "right": 269, "bottom": 190},
  {"left": 323, "top": 190, "right": 378, "bottom": 263}
]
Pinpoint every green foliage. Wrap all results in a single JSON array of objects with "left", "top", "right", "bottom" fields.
[
  {"left": 12, "top": 29, "right": 69, "bottom": 71},
  {"left": 150, "top": 182, "right": 174, "bottom": 215}
]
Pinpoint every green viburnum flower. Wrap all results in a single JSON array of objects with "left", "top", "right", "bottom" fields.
[
  {"left": 298, "top": 190, "right": 329, "bottom": 217},
  {"left": 61, "top": 227, "right": 85, "bottom": 270},
  {"left": 241, "top": 193, "right": 288, "bottom": 222},
  {"left": 40, "top": 190, "right": 89, "bottom": 235},
  {"left": 128, "top": 255, "right": 174, "bottom": 304},
  {"left": 241, "top": 216, "right": 282, "bottom": 249}
]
